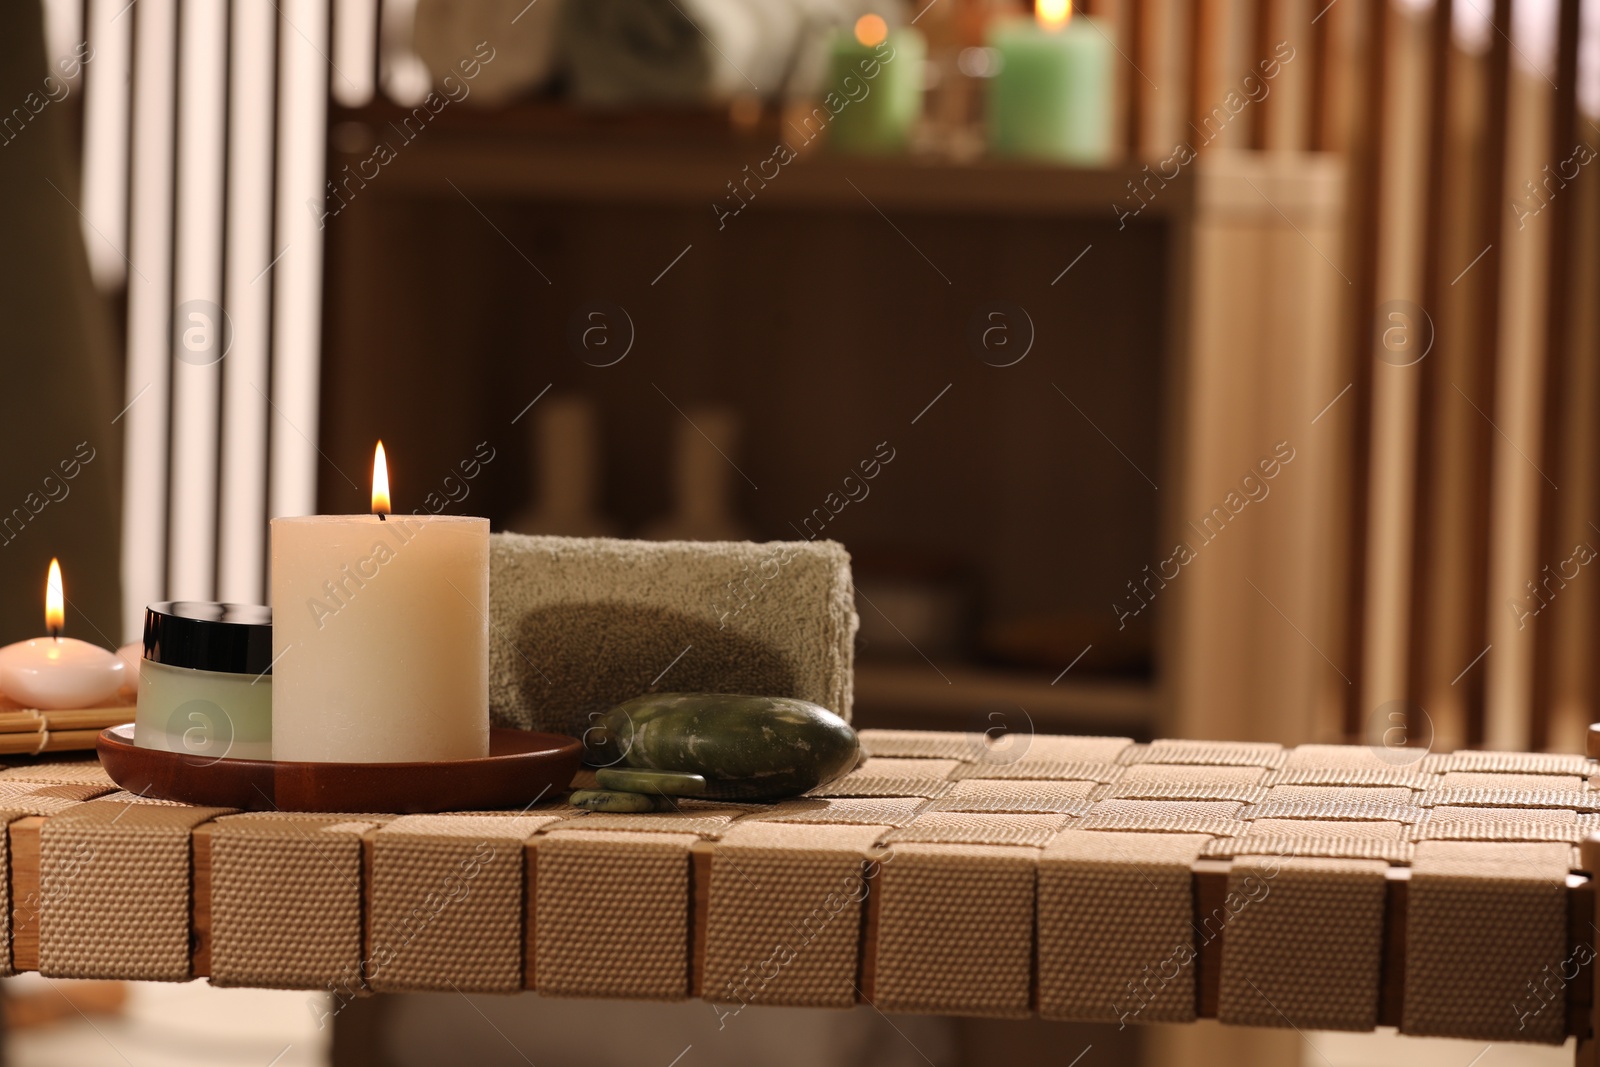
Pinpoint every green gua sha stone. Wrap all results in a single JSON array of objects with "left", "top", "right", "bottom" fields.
[
  {"left": 569, "top": 789, "right": 673, "bottom": 813},
  {"left": 595, "top": 767, "right": 707, "bottom": 796},
  {"left": 587, "top": 692, "right": 861, "bottom": 801}
]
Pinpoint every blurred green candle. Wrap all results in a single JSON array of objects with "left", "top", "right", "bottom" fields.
[
  {"left": 824, "top": 15, "right": 926, "bottom": 155},
  {"left": 988, "top": 1, "right": 1112, "bottom": 163}
]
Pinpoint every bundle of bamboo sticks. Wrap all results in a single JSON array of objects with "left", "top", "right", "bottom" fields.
[{"left": 0, "top": 707, "right": 133, "bottom": 756}]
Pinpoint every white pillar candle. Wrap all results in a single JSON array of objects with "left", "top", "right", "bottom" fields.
[{"left": 269, "top": 443, "right": 490, "bottom": 763}]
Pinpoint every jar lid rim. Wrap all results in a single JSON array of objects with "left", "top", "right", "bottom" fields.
[{"left": 143, "top": 601, "right": 274, "bottom": 675}]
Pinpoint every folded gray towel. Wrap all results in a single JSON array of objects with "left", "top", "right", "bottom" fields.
[{"left": 489, "top": 533, "right": 857, "bottom": 735}]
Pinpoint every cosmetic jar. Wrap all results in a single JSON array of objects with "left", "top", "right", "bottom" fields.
[{"left": 134, "top": 602, "right": 273, "bottom": 761}]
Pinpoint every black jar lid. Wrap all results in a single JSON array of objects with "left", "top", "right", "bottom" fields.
[{"left": 142, "top": 602, "right": 274, "bottom": 676}]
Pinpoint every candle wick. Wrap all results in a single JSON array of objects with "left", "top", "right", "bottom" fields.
[
  {"left": 377, "top": 512, "right": 387, "bottom": 522},
  {"left": 49, "top": 628, "right": 60, "bottom": 642}
]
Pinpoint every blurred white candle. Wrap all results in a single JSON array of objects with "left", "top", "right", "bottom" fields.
[
  {"left": 116, "top": 641, "right": 142, "bottom": 701},
  {"left": 270, "top": 442, "right": 489, "bottom": 762},
  {"left": 0, "top": 559, "right": 125, "bottom": 709}
]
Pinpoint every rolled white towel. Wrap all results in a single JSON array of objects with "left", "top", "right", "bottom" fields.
[
  {"left": 413, "top": 0, "right": 565, "bottom": 106},
  {"left": 560, "top": 0, "right": 907, "bottom": 106}
]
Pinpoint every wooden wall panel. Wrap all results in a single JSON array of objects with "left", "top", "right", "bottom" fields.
[
  {"left": 1402, "top": 0, "right": 1454, "bottom": 750},
  {"left": 1576, "top": 146, "right": 1600, "bottom": 755},
  {"left": 1530, "top": 0, "right": 1583, "bottom": 751},
  {"left": 1264, "top": 0, "right": 1311, "bottom": 151},
  {"left": 1358, "top": 1, "right": 1430, "bottom": 741},
  {"left": 1340, "top": 0, "right": 1387, "bottom": 738},
  {"left": 1167, "top": 153, "right": 1347, "bottom": 745},
  {"left": 1412, "top": 16, "right": 1485, "bottom": 753},
  {"left": 1141, "top": 0, "right": 1190, "bottom": 158},
  {"left": 1451, "top": 0, "right": 1513, "bottom": 747},
  {"left": 1484, "top": 35, "right": 1557, "bottom": 750}
]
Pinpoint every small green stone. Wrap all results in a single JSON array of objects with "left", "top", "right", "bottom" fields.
[
  {"left": 595, "top": 767, "right": 707, "bottom": 796},
  {"left": 570, "top": 789, "right": 672, "bottom": 813},
  {"left": 586, "top": 693, "right": 860, "bottom": 800}
]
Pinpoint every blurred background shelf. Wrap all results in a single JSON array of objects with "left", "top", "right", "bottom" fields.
[
  {"left": 851, "top": 660, "right": 1156, "bottom": 736},
  {"left": 331, "top": 103, "right": 1193, "bottom": 217},
  {"left": 319, "top": 100, "right": 1190, "bottom": 742}
]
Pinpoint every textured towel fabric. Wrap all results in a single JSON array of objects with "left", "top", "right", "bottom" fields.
[
  {"left": 488, "top": 534, "right": 857, "bottom": 734},
  {"left": 1216, "top": 857, "right": 1389, "bottom": 1032},
  {"left": 1404, "top": 841, "right": 1571, "bottom": 1044}
]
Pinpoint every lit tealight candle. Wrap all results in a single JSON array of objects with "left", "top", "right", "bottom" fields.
[{"left": 0, "top": 559, "right": 126, "bottom": 710}]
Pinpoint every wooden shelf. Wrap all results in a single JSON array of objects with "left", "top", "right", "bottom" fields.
[
  {"left": 852, "top": 660, "right": 1156, "bottom": 735},
  {"left": 330, "top": 102, "right": 1191, "bottom": 219}
]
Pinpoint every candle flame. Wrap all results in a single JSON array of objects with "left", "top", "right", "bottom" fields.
[
  {"left": 371, "top": 441, "right": 391, "bottom": 516},
  {"left": 1037, "top": 0, "right": 1070, "bottom": 29},
  {"left": 854, "top": 13, "right": 888, "bottom": 46},
  {"left": 45, "top": 558, "right": 63, "bottom": 637}
]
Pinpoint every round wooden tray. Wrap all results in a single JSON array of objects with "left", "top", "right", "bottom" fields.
[{"left": 96, "top": 724, "right": 583, "bottom": 813}]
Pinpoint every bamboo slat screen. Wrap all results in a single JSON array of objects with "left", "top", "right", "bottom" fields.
[
  {"left": 62, "top": 0, "right": 330, "bottom": 640},
  {"left": 1099, "top": 0, "right": 1599, "bottom": 753}
]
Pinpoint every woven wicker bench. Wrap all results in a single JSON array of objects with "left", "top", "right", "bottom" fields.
[{"left": 2, "top": 728, "right": 1599, "bottom": 1058}]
